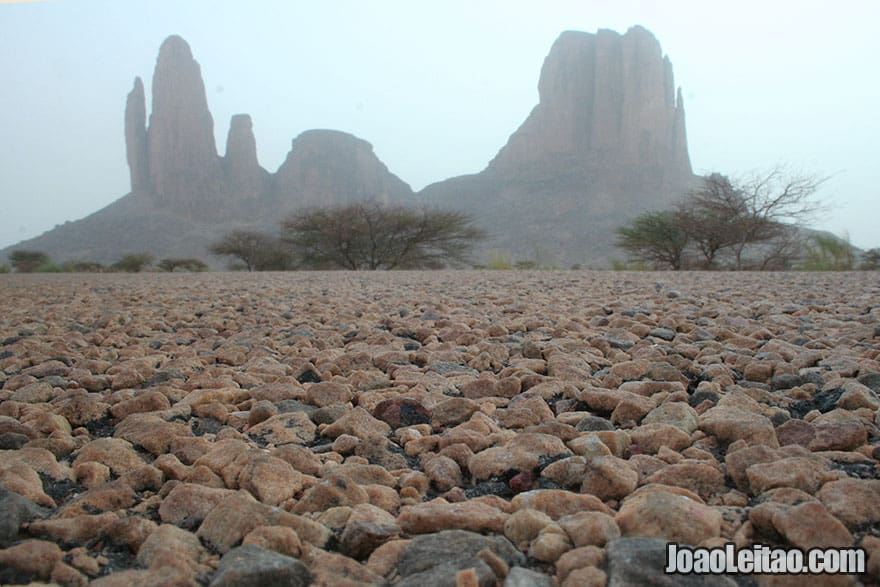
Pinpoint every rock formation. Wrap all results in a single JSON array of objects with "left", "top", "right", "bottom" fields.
[
  {"left": 273, "top": 130, "right": 412, "bottom": 211},
  {"left": 124, "top": 77, "right": 149, "bottom": 192},
  {"left": 223, "top": 114, "right": 270, "bottom": 205},
  {"left": 487, "top": 26, "right": 691, "bottom": 180},
  {"left": 421, "top": 26, "right": 697, "bottom": 267},
  {"left": 3, "top": 26, "right": 695, "bottom": 268},
  {"left": 146, "top": 35, "right": 224, "bottom": 215}
]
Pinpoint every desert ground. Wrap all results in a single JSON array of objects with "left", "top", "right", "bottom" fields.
[{"left": 1, "top": 270, "right": 878, "bottom": 586}]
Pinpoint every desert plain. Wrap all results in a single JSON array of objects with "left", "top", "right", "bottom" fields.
[{"left": 0, "top": 270, "right": 878, "bottom": 586}]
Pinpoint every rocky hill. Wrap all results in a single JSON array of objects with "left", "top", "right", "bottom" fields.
[{"left": 2, "top": 27, "right": 695, "bottom": 268}]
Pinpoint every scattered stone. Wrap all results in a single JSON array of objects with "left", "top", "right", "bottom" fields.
[
  {"left": 209, "top": 543, "right": 310, "bottom": 587},
  {"left": 616, "top": 487, "right": 722, "bottom": 544}
]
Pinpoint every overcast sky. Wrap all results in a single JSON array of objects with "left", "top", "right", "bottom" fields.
[{"left": 1, "top": 0, "right": 878, "bottom": 250}]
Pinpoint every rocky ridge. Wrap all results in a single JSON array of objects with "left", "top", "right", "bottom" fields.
[{"left": 0, "top": 270, "right": 878, "bottom": 585}]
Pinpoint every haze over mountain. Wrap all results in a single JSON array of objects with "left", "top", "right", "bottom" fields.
[{"left": 1, "top": 27, "right": 695, "bottom": 268}]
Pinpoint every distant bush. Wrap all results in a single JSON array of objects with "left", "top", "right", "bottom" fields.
[
  {"left": 111, "top": 253, "right": 154, "bottom": 273},
  {"left": 610, "top": 259, "right": 651, "bottom": 271},
  {"left": 514, "top": 260, "right": 537, "bottom": 270},
  {"left": 0, "top": 264, "right": 10, "bottom": 274},
  {"left": 800, "top": 234, "right": 855, "bottom": 271},
  {"left": 10, "top": 250, "right": 50, "bottom": 273},
  {"left": 861, "top": 248, "right": 880, "bottom": 270},
  {"left": 211, "top": 230, "right": 295, "bottom": 271},
  {"left": 158, "top": 258, "right": 208, "bottom": 272},
  {"left": 486, "top": 251, "right": 512, "bottom": 270},
  {"left": 61, "top": 261, "right": 105, "bottom": 273}
]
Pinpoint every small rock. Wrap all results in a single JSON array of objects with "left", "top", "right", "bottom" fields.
[
  {"left": 745, "top": 456, "right": 823, "bottom": 495},
  {"left": 528, "top": 524, "right": 572, "bottom": 563},
  {"left": 399, "top": 500, "right": 509, "bottom": 534},
  {"left": 209, "top": 543, "right": 310, "bottom": 587},
  {"left": 305, "top": 381, "right": 354, "bottom": 407},
  {"left": 322, "top": 407, "right": 391, "bottom": 439},
  {"left": 770, "top": 501, "right": 853, "bottom": 549},
  {"left": 159, "top": 483, "right": 235, "bottom": 528},
  {"left": 398, "top": 529, "right": 524, "bottom": 579},
  {"left": 0, "top": 487, "right": 50, "bottom": 546},
  {"left": 558, "top": 511, "right": 620, "bottom": 548},
  {"left": 629, "top": 423, "right": 691, "bottom": 453},
  {"left": 512, "top": 489, "right": 612, "bottom": 519},
  {"left": 373, "top": 397, "right": 431, "bottom": 428},
  {"left": 504, "top": 509, "right": 554, "bottom": 548},
  {"left": 580, "top": 456, "right": 639, "bottom": 500},
  {"left": 616, "top": 487, "right": 722, "bottom": 544},
  {"left": 700, "top": 406, "right": 778, "bottom": 447},
  {"left": 642, "top": 402, "right": 699, "bottom": 434},
  {"left": 424, "top": 455, "right": 463, "bottom": 492},
  {"left": 197, "top": 491, "right": 331, "bottom": 553},
  {"left": 109, "top": 390, "right": 171, "bottom": 420},
  {"left": 816, "top": 478, "right": 880, "bottom": 530},
  {"left": 469, "top": 433, "right": 570, "bottom": 481},
  {"left": 247, "top": 412, "right": 316, "bottom": 446},
  {"left": 0, "top": 539, "right": 63, "bottom": 580},
  {"left": 648, "top": 327, "right": 675, "bottom": 341}
]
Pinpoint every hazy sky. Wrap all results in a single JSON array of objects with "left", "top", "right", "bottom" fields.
[{"left": 2, "top": 0, "right": 878, "bottom": 249}]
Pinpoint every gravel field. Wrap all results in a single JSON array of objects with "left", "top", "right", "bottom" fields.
[{"left": 1, "top": 270, "right": 879, "bottom": 586}]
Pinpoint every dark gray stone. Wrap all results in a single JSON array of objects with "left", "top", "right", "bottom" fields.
[
  {"left": 857, "top": 372, "right": 880, "bottom": 393},
  {"left": 648, "top": 327, "right": 676, "bottom": 341},
  {"left": 0, "top": 487, "right": 51, "bottom": 546},
  {"left": 576, "top": 415, "right": 615, "bottom": 432},
  {"left": 503, "top": 567, "right": 555, "bottom": 587},
  {"left": 398, "top": 530, "right": 525, "bottom": 578},
  {"left": 606, "top": 337, "right": 635, "bottom": 350},
  {"left": 771, "top": 373, "right": 802, "bottom": 391},
  {"left": 208, "top": 544, "right": 310, "bottom": 587},
  {"left": 339, "top": 519, "right": 399, "bottom": 560},
  {"left": 606, "top": 538, "right": 739, "bottom": 586},
  {"left": 0, "top": 432, "right": 29, "bottom": 450}
]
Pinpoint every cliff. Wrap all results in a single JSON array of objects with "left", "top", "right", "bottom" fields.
[{"left": 420, "top": 26, "right": 697, "bottom": 267}]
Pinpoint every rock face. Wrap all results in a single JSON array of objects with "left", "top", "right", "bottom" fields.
[
  {"left": 223, "top": 114, "right": 271, "bottom": 206},
  {"left": 146, "top": 35, "right": 224, "bottom": 216},
  {"left": 420, "top": 26, "right": 696, "bottom": 267},
  {"left": 488, "top": 27, "right": 690, "bottom": 179},
  {"left": 274, "top": 130, "right": 412, "bottom": 211},
  {"left": 124, "top": 77, "right": 149, "bottom": 193}
]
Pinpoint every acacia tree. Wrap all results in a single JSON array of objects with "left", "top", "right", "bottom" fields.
[
  {"left": 282, "top": 202, "right": 484, "bottom": 270},
  {"left": 10, "top": 250, "right": 50, "bottom": 273},
  {"left": 111, "top": 253, "right": 154, "bottom": 272},
  {"left": 210, "top": 230, "right": 294, "bottom": 271},
  {"left": 615, "top": 211, "right": 689, "bottom": 270},
  {"left": 677, "top": 174, "right": 747, "bottom": 268},
  {"left": 703, "top": 166, "right": 826, "bottom": 269}
]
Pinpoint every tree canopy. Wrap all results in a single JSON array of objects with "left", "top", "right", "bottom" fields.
[{"left": 282, "top": 203, "right": 485, "bottom": 270}]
